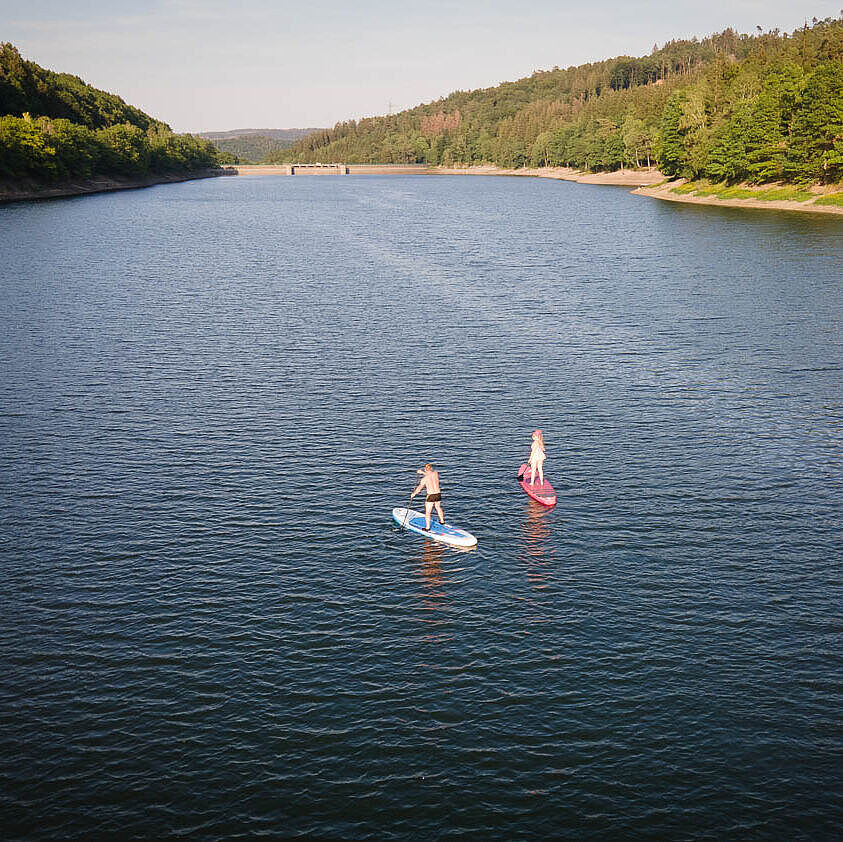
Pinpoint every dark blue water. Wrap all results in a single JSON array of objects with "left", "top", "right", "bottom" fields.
[{"left": 1, "top": 175, "right": 841, "bottom": 839}]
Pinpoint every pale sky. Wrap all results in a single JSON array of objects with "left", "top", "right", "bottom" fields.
[{"left": 2, "top": 0, "right": 839, "bottom": 133}]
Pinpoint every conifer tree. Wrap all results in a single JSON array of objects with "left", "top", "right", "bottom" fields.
[
  {"left": 789, "top": 62, "right": 843, "bottom": 182},
  {"left": 657, "top": 94, "right": 686, "bottom": 177}
]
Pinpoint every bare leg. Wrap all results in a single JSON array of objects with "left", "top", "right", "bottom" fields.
[
  {"left": 435, "top": 502, "right": 445, "bottom": 524},
  {"left": 529, "top": 464, "right": 537, "bottom": 485},
  {"left": 538, "top": 464, "right": 544, "bottom": 486},
  {"left": 425, "top": 500, "right": 434, "bottom": 530}
]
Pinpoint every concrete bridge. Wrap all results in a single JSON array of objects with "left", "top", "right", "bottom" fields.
[
  {"left": 232, "top": 164, "right": 431, "bottom": 176},
  {"left": 290, "top": 163, "right": 347, "bottom": 175}
]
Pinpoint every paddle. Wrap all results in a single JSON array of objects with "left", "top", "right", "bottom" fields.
[
  {"left": 401, "top": 492, "right": 414, "bottom": 528},
  {"left": 403, "top": 468, "right": 424, "bottom": 528}
]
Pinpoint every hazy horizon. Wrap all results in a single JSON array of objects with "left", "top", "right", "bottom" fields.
[
  {"left": 197, "top": 128, "right": 325, "bottom": 136},
  {"left": 2, "top": 0, "right": 840, "bottom": 133}
]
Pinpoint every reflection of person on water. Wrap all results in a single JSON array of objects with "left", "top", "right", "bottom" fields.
[
  {"left": 528, "top": 429, "right": 546, "bottom": 487},
  {"left": 410, "top": 463, "right": 445, "bottom": 530}
]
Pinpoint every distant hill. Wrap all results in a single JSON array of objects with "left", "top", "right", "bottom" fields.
[
  {"left": 199, "top": 128, "right": 322, "bottom": 141},
  {"left": 283, "top": 16, "right": 843, "bottom": 185},
  {"left": 198, "top": 128, "right": 324, "bottom": 163},
  {"left": 0, "top": 43, "right": 220, "bottom": 182}
]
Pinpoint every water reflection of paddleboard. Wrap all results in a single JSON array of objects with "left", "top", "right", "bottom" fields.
[
  {"left": 392, "top": 507, "right": 478, "bottom": 549},
  {"left": 517, "top": 463, "right": 557, "bottom": 507}
]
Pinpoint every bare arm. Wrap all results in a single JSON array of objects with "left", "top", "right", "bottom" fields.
[{"left": 410, "top": 476, "right": 429, "bottom": 498}]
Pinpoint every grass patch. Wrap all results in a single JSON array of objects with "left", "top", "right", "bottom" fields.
[
  {"left": 753, "top": 186, "right": 813, "bottom": 202},
  {"left": 670, "top": 181, "right": 745, "bottom": 198},
  {"left": 669, "top": 180, "right": 817, "bottom": 202},
  {"left": 713, "top": 186, "right": 757, "bottom": 199},
  {"left": 814, "top": 192, "right": 843, "bottom": 207}
]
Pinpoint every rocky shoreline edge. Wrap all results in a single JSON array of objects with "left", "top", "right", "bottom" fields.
[{"left": 0, "top": 168, "right": 236, "bottom": 204}]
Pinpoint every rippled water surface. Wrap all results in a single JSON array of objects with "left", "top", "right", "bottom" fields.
[{"left": 1, "top": 175, "right": 841, "bottom": 839}]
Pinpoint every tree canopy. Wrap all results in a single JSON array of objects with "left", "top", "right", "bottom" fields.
[{"left": 0, "top": 44, "right": 220, "bottom": 181}]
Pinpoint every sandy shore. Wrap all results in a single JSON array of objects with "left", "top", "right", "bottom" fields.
[
  {"left": 0, "top": 168, "right": 233, "bottom": 204},
  {"left": 432, "top": 165, "right": 666, "bottom": 186},
  {"left": 634, "top": 180, "right": 843, "bottom": 216}
]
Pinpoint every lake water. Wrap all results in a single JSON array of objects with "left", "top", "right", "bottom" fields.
[{"left": 1, "top": 174, "right": 841, "bottom": 839}]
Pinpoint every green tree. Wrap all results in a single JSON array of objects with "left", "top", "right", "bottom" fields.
[
  {"left": 621, "top": 114, "right": 647, "bottom": 167},
  {"left": 745, "top": 91, "right": 787, "bottom": 182},
  {"left": 97, "top": 124, "right": 150, "bottom": 174},
  {"left": 657, "top": 93, "right": 686, "bottom": 176},
  {"left": 0, "top": 113, "right": 54, "bottom": 176},
  {"left": 46, "top": 117, "right": 100, "bottom": 178},
  {"left": 678, "top": 82, "right": 711, "bottom": 177},
  {"left": 706, "top": 103, "right": 752, "bottom": 181},
  {"left": 530, "top": 131, "right": 554, "bottom": 167},
  {"left": 789, "top": 61, "right": 843, "bottom": 182}
]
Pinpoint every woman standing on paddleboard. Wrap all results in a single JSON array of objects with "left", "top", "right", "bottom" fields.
[{"left": 528, "top": 430, "right": 546, "bottom": 487}]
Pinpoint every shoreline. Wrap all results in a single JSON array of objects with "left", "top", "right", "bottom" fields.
[
  {"left": 430, "top": 164, "right": 666, "bottom": 186},
  {"left": 10, "top": 163, "right": 838, "bottom": 216},
  {"left": 634, "top": 180, "right": 843, "bottom": 216},
  {"left": 0, "top": 168, "right": 234, "bottom": 204},
  {"left": 435, "top": 167, "right": 843, "bottom": 213},
  {"left": 232, "top": 162, "right": 665, "bottom": 187}
]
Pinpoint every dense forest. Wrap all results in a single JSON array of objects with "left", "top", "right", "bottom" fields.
[
  {"left": 198, "top": 129, "right": 322, "bottom": 163},
  {"left": 280, "top": 16, "right": 843, "bottom": 184},
  {"left": 0, "top": 43, "right": 220, "bottom": 181}
]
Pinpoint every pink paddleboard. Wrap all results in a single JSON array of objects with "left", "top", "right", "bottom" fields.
[{"left": 518, "top": 463, "right": 557, "bottom": 507}]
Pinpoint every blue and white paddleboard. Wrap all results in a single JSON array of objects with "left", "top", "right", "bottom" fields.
[{"left": 392, "top": 507, "right": 477, "bottom": 549}]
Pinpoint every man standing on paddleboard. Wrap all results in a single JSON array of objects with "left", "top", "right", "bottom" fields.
[{"left": 410, "top": 464, "right": 445, "bottom": 531}]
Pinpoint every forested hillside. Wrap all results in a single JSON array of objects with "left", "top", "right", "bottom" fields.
[
  {"left": 281, "top": 17, "right": 843, "bottom": 184},
  {"left": 0, "top": 43, "right": 220, "bottom": 181}
]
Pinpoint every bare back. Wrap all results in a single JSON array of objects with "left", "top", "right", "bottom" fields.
[{"left": 418, "top": 470, "right": 441, "bottom": 495}]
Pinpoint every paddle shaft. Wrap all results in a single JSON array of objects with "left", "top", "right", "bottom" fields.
[
  {"left": 403, "top": 469, "right": 422, "bottom": 527},
  {"left": 401, "top": 493, "right": 413, "bottom": 528}
]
